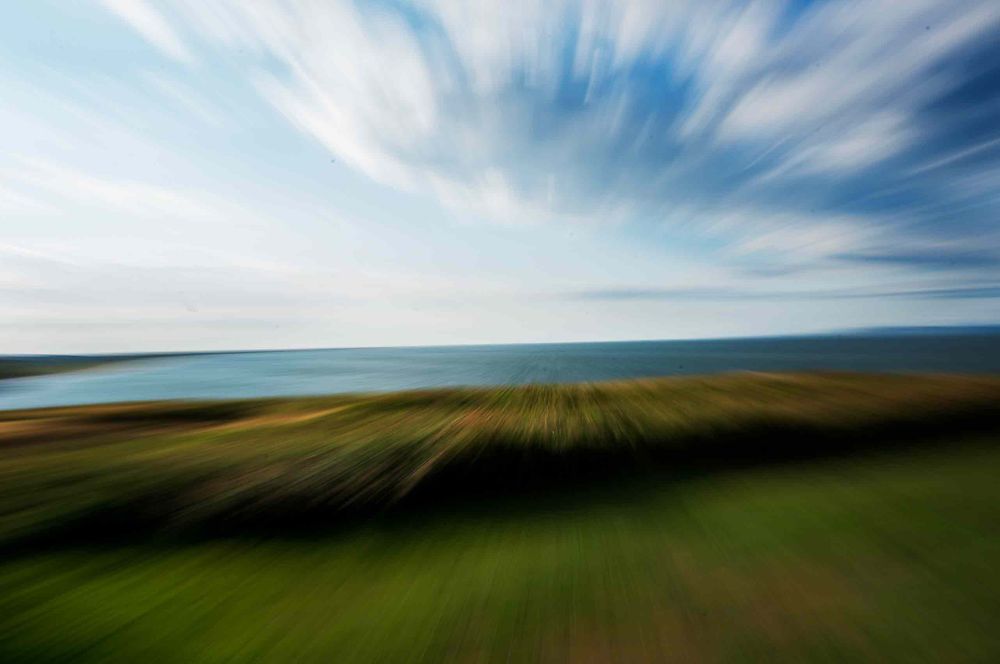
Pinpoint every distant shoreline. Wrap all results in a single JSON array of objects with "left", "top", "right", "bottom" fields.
[
  {"left": 4, "top": 324, "right": 1000, "bottom": 366},
  {"left": 0, "top": 355, "right": 174, "bottom": 381},
  {"left": 3, "top": 330, "right": 1000, "bottom": 411}
]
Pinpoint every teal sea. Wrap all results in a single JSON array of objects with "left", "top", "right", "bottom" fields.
[{"left": 3, "top": 332, "right": 1000, "bottom": 411}]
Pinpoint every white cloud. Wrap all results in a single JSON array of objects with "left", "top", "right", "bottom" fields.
[
  {"left": 101, "top": 0, "right": 193, "bottom": 63},
  {"left": 4, "top": 158, "right": 224, "bottom": 221},
  {"left": 716, "top": 1, "right": 998, "bottom": 162},
  {"left": 145, "top": 75, "right": 225, "bottom": 126},
  {"left": 121, "top": 1, "right": 991, "bottom": 238}
]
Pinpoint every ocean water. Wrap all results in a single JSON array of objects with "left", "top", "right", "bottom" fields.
[{"left": 2, "top": 333, "right": 1000, "bottom": 411}]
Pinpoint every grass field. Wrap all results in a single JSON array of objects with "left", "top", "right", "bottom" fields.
[{"left": 2, "top": 373, "right": 999, "bottom": 662}]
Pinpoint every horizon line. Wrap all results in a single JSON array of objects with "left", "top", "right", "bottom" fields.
[{"left": 5, "top": 324, "right": 1000, "bottom": 359}]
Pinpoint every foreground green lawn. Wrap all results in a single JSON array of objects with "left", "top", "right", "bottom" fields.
[{"left": 2, "top": 373, "right": 999, "bottom": 662}]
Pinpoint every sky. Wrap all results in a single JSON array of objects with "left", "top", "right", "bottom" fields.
[{"left": 1, "top": 0, "right": 999, "bottom": 353}]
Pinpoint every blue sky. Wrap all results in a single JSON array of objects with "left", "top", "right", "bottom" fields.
[{"left": 2, "top": 0, "right": 999, "bottom": 353}]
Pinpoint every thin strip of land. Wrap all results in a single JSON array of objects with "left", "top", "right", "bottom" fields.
[{"left": 0, "top": 354, "right": 173, "bottom": 381}]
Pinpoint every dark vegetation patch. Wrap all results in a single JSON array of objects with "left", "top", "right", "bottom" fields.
[
  {"left": 0, "top": 354, "right": 165, "bottom": 380},
  {"left": 1, "top": 373, "right": 998, "bottom": 550}
]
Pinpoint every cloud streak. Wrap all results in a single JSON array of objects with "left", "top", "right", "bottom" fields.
[
  {"left": 99, "top": 1, "right": 999, "bottom": 268},
  {"left": 571, "top": 284, "right": 1000, "bottom": 303},
  {"left": 101, "top": 0, "right": 193, "bottom": 63}
]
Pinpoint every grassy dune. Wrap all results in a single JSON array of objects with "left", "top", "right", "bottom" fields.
[{"left": 2, "top": 373, "right": 1000, "bottom": 661}]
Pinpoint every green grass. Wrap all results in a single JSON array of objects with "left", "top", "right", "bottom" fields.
[{"left": 2, "top": 373, "right": 1000, "bottom": 662}]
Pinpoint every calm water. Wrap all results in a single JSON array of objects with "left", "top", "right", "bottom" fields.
[{"left": 3, "top": 334, "right": 1000, "bottom": 411}]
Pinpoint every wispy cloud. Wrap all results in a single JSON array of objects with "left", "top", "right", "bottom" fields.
[
  {"left": 100, "top": 0, "right": 193, "bottom": 64},
  {"left": 100, "top": 1, "right": 999, "bottom": 258},
  {"left": 4, "top": 158, "right": 223, "bottom": 220},
  {"left": 571, "top": 284, "right": 1000, "bottom": 303}
]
